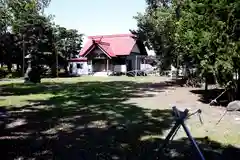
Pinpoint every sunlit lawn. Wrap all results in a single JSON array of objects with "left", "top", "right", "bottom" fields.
[
  {"left": 0, "top": 76, "right": 169, "bottom": 106},
  {"left": 0, "top": 76, "right": 165, "bottom": 108},
  {"left": 0, "top": 76, "right": 239, "bottom": 159}
]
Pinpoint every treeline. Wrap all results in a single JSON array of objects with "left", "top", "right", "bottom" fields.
[
  {"left": 133, "top": 0, "right": 240, "bottom": 98},
  {"left": 0, "top": 0, "right": 83, "bottom": 78}
]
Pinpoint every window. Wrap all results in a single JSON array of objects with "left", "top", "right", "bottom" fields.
[{"left": 77, "top": 63, "right": 83, "bottom": 69}]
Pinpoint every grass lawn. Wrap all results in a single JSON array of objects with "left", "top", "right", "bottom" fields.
[
  {"left": 0, "top": 76, "right": 163, "bottom": 107},
  {"left": 0, "top": 76, "right": 239, "bottom": 159}
]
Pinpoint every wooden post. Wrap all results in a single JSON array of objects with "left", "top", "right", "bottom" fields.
[
  {"left": 135, "top": 55, "right": 137, "bottom": 76},
  {"left": 106, "top": 58, "right": 109, "bottom": 75},
  {"left": 125, "top": 58, "right": 127, "bottom": 76}
]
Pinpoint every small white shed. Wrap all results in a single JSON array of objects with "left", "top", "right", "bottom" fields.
[{"left": 68, "top": 57, "right": 90, "bottom": 76}]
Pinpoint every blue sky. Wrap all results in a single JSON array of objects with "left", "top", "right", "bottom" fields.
[{"left": 45, "top": 0, "right": 146, "bottom": 36}]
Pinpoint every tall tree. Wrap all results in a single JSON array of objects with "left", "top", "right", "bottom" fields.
[
  {"left": 145, "top": 0, "right": 172, "bottom": 9},
  {"left": 176, "top": 0, "right": 240, "bottom": 91},
  {"left": 8, "top": 0, "right": 53, "bottom": 75},
  {"left": 132, "top": 2, "right": 177, "bottom": 71},
  {"left": 53, "top": 25, "right": 83, "bottom": 74},
  {"left": 0, "top": 0, "right": 83, "bottom": 80},
  {"left": 0, "top": 0, "right": 11, "bottom": 68},
  {"left": 134, "top": 0, "right": 240, "bottom": 96}
]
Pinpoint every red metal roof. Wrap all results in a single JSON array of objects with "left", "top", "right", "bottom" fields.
[{"left": 80, "top": 34, "right": 137, "bottom": 57}]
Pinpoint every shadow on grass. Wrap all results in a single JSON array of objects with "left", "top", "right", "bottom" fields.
[
  {"left": 0, "top": 80, "right": 177, "bottom": 96},
  {"left": 0, "top": 80, "right": 239, "bottom": 159},
  {"left": 190, "top": 89, "right": 230, "bottom": 107}
]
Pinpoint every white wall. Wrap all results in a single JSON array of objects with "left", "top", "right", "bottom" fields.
[
  {"left": 114, "top": 65, "right": 126, "bottom": 73},
  {"left": 68, "top": 62, "right": 89, "bottom": 76}
]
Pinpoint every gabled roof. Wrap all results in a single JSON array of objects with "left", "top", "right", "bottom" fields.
[{"left": 79, "top": 34, "right": 138, "bottom": 57}]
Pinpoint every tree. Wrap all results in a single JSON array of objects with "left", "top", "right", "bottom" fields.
[
  {"left": 145, "top": 0, "right": 172, "bottom": 9},
  {"left": 0, "top": 0, "right": 83, "bottom": 80},
  {"left": 0, "top": 0, "right": 54, "bottom": 81},
  {"left": 53, "top": 25, "right": 83, "bottom": 74},
  {"left": 134, "top": 0, "right": 240, "bottom": 98},
  {"left": 0, "top": 0, "right": 11, "bottom": 68},
  {"left": 9, "top": 0, "right": 53, "bottom": 77},
  {"left": 132, "top": 1, "right": 177, "bottom": 71},
  {"left": 175, "top": 0, "right": 240, "bottom": 92}
]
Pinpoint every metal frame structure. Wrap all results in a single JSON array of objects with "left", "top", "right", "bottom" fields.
[{"left": 160, "top": 106, "right": 205, "bottom": 160}]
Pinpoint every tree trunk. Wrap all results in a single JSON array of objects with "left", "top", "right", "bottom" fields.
[
  {"left": 51, "top": 64, "right": 57, "bottom": 77},
  {"left": 176, "top": 68, "right": 179, "bottom": 79},
  {"left": 213, "top": 70, "right": 219, "bottom": 87},
  {"left": 51, "top": 43, "right": 58, "bottom": 77},
  {"left": 236, "top": 82, "right": 240, "bottom": 100},
  {"left": 236, "top": 71, "right": 240, "bottom": 100},
  {"left": 17, "top": 64, "right": 20, "bottom": 72},
  {"left": 50, "top": 49, "right": 57, "bottom": 77},
  {"left": 7, "top": 63, "right": 12, "bottom": 73},
  {"left": 64, "top": 63, "right": 68, "bottom": 75},
  {"left": 205, "top": 76, "right": 208, "bottom": 91}
]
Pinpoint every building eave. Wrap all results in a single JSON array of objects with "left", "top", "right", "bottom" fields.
[{"left": 82, "top": 44, "right": 115, "bottom": 59}]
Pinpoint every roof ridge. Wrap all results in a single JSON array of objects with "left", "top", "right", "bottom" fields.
[{"left": 88, "top": 33, "right": 135, "bottom": 39}]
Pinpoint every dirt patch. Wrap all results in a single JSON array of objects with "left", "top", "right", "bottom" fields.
[{"left": 126, "top": 84, "right": 240, "bottom": 146}]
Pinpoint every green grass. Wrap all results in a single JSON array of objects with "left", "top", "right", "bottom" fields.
[
  {"left": 0, "top": 76, "right": 239, "bottom": 159},
  {"left": 0, "top": 76, "right": 167, "bottom": 108}
]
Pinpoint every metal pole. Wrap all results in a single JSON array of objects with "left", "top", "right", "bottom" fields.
[
  {"left": 161, "top": 107, "right": 205, "bottom": 160},
  {"left": 181, "top": 122, "right": 205, "bottom": 160},
  {"left": 161, "top": 121, "right": 181, "bottom": 150}
]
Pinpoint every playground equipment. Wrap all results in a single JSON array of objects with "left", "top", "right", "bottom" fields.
[{"left": 161, "top": 106, "right": 205, "bottom": 160}]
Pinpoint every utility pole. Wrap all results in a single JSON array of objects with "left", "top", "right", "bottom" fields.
[
  {"left": 55, "top": 38, "right": 59, "bottom": 78},
  {"left": 22, "top": 35, "right": 25, "bottom": 77},
  {"left": 55, "top": 45, "right": 58, "bottom": 77},
  {"left": 52, "top": 30, "right": 58, "bottom": 77},
  {"left": 50, "top": 40, "right": 58, "bottom": 78}
]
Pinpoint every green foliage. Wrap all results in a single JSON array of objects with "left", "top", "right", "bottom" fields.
[
  {"left": 145, "top": 0, "right": 172, "bottom": 9},
  {"left": 132, "top": 6, "right": 176, "bottom": 70},
  {"left": 53, "top": 25, "right": 83, "bottom": 60},
  {"left": 134, "top": 0, "right": 240, "bottom": 89},
  {"left": 177, "top": 0, "right": 240, "bottom": 85},
  {"left": 0, "top": 0, "right": 83, "bottom": 79},
  {"left": 0, "top": 67, "right": 8, "bottom": 78}
]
